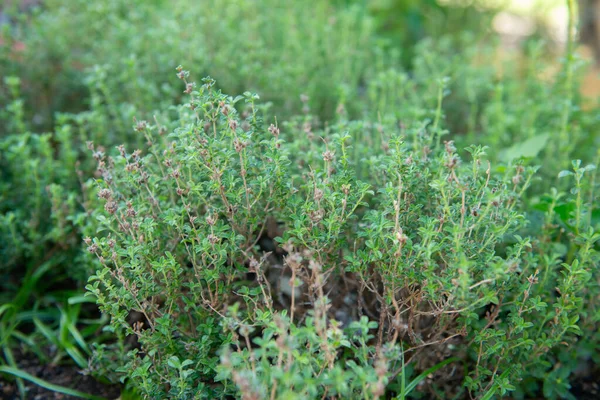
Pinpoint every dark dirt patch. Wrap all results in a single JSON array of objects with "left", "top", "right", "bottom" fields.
[
  {"left": 0, "top": 352, "right": 121, "bottom": 400},
  {"left": 570, "top": 376, "right": 600, "bottom": 400}
]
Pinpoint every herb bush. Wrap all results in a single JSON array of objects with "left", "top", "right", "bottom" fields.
[
  {"left": 0, "top": 0, "right": 374, "bottom": 134},
  {"left": 0, "top": 76, "right": 81, "bottom": 289},
  {"left": 0, "top": 75, "right": 109, "bottom": 388},
  {"left": 84, "top": 71, "right": 599, "bottom": 399},
  {"left": 3, "top": 1, "right": 597, "bottom": 170},
  {"left": 1, "top": 0, "right": 600, "bottom": 398},
  {"left": 365, "top": 33, "right": 600, "bottom": 180}
]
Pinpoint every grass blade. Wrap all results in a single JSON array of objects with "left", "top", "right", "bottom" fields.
[
  {"left": 480, "top": 386, "right": 497, "bottom": 400},
  {"left": 0, "top": 303, "right": 15, "bottom": 318},
  {"left": 404, "top": 357, "right": 458, "bottom": 396},
  {"left": 0, "top": 365, "right": 107, "bottom": 400},
  {"left": 33, "top": 317, "right": 60, "bottom": 347},
  {"left": 68, "top": 294, "right": 97, "bottom": 305},
  {"left": 2, "top": 346, "right": 26, "bottom": 398}
]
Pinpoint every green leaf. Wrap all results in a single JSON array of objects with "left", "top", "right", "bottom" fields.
[
  {"left": 68, "top": 294, "right": 97, "bottom": 305},
  {"left": 0, "top": 303, "right": 15, "bottom": 318},
  {"left": 403, "top": 357, "right": 458, "bottom": 396},
  {"left": 501, "top": 133, "right": 550, "bottom": 162},
  {"left": 0, "top": 366, "right": 107, "bottom": 400},
  {"left": 33, "top": 318, "right": 60, "bottom": 347},
  {"left": 168, "top": 356, "right": 181, "bottom": 369},
  {"left": 480, "top": 386, "right": 497, "bottom": 400},
  {"left": 558, "top": 170, "right": 573, "bottom": 178}
]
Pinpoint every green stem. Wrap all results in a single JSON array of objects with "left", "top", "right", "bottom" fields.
[
  {"left": 433, "top": 80, "right": 445, "bottom": 149},
  {"left": 557, "top": 0, "right": 577, "bottom": 169}
]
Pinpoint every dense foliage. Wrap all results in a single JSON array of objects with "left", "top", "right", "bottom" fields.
[{"left": 1, "top": 0, "right": 599, "bottom": 399}]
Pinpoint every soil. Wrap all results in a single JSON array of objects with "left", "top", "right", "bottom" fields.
[
  {"left": 569, "top": 376, "right": 600, "bottom": 400},
  {"left": 0, "top": 352, "right": 121, "bottom": 400}
]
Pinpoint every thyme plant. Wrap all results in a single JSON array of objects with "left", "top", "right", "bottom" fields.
[{"left": 85, "top": 73, "right": 600, "bottom": 399}]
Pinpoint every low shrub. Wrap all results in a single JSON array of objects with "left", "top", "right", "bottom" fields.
[
  {"left": 1, "top": 1, "right": 599, "bottom": 398},
  {"left": 0, "top": 0, "right": 375, "bottom": 134},
  {"left": 86, "top": 73, "right": 599, "bottom": 399},
  {"left": 0, "top": 76, "right": 81, "bottom": 289}
]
